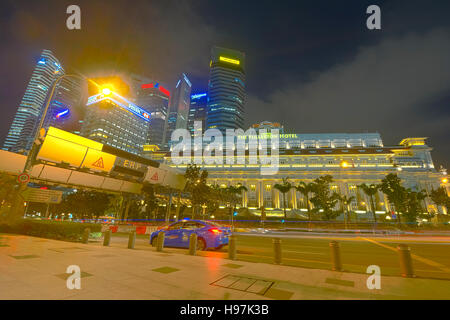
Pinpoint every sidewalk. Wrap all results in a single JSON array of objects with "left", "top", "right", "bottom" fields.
[{"left": 0, "top": 234, "right": 449, "bottom": 300}]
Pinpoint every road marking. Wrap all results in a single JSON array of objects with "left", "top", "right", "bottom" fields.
[{"left": 360, "top": 237, "right": 450, "bottom": 273}]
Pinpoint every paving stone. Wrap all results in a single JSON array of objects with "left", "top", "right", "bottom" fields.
[
  {"left": 212, "top": 275, "right": 241, "bottom": 287},
  {"left": 325, "top": 278, "right": 355, "bottom": 287},
  {"left": 264, "top": 287, "right": 294, "bottom": 300},
  {"left": 55, "top": 271, "right": 93, "bottom": 280},
  {"left": 152, "top": 267, "right": 179, "bottom": 274},
  {"left": 223, "top": 263, "right": 243, "bottom": 269},
  {"left": 9, "top": 255, "right": 40, "bottom": 260}
]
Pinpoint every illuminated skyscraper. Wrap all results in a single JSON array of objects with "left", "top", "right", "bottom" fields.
[
  {"left": 188, "top": 93, "right": 207, "bottom": 135},
  {"left": 206, "top": 46, "right": 246, "bottom": 133},
  {"left": 3, "top": 49, "right": 64, "bottom": 153},
  {"left": 81, "top": 90, "right": 150, "bottom": 155},
  {"left": 164, "top": 73, "right": 192, "bottom": 145},
  {"left": 136, "top": 80, "right": 170, "bottom": 148},
  {"left": 43, "top": 76, "right": 84, "bottom": 134}
]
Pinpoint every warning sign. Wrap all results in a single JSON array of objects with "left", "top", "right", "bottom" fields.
[
  {"left": 81, "top": 149, "right": 116, "bottom": 172},
  {"left": 92, "top": 157, "right": 104, "bottom": 168},
  {"left": 151, "top": 172, "right": 158, "bottom": 181}
]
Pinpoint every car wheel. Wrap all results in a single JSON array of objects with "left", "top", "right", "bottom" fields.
[
  {"left": 197, "top": 238, "right": 206, "bottom": 251},
  {"left": 151, "top": 236, "right": 157, "bottom": 247}
]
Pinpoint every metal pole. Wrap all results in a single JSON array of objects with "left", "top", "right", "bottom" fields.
[
  {"left": 329, "top": 240, "right": 342, "bottom": 271},
  {"left": 156, "top": 232, "right": 165, "bottom": 252},
  {"left": 128, "top": 230, "right": 136, "bottom": 249},
  {"left": 188, "top": 233, "right": 197, "bottom": 255},
  {"left": 103, "top": 229, "right": 111, "bottom": 246},
  {"left": 273, "top": 238, "right": 282, "bottom": 264},
  {"left": 82, "top": 228, "right": 90, "bottom": 244},
  {"left": 398, "top": 244, "right": 415, "bottom": 277},
  {"left": 228, "top": 234, "right": 237, "bottom": 260}
]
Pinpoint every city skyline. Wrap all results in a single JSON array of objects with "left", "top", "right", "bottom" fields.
[{"left": 0, "top": 0, "right": 449, "bottom": 168}]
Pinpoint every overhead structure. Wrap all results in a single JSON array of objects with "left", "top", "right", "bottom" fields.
[{"left": 0, "top": 127, "right": 186, "bottom": 194}]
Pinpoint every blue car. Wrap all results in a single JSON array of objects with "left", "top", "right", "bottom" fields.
[{"left": 150, "top": 219, "right": 231, "bottom": 251}]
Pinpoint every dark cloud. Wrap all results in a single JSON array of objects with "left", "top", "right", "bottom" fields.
[
  {"left": 245, "top": 28, "right": 450, "bottom": 167},
  {"left": 0, "top": 0, "right": 448, "bottom": 167}
]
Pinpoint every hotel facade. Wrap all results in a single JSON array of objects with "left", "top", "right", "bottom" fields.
[{"left": 159, "top": 123, "right": 447, "bottom": 218}]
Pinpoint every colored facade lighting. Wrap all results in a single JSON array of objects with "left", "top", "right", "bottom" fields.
[
  {"left": 141, "top": 83, "right": 154, "bottom": 89},
  {"left": 86, "top": 92, "right": 150, "bottom": 122},
  {"left": 191, "top": 93, "right": 207, "bottom": 99},
  {"left": 159, "top": 86, "right": 170, "bottom": 97},
  {"left": 56, "top": 109, "right": 69, "bottom": 119},
  {"left": 219, "top": 56, "right": 240, "bottom": 65}
]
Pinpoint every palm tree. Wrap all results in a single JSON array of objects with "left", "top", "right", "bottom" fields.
[
  {"left": 295, "top": 181, "right": 315, "bottom": 222},
  {"left": 338, "top": 195, "right": 355, "bottom": 228},
  {"left": 274, "top": 178, "right": 293, "bottom": 220},
  {"left": 225, "top": 184, "right": 248, "bottom": 229},
  {"left": 357, "top": 183, "right": 379, "bottom": 223}
]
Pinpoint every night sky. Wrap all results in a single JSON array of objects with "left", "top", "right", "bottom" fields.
[{"left": 0, "top": 0, "right": 449, "bottom": 167}]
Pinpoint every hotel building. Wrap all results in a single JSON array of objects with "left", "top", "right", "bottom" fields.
[{"left": 153, "top": 122, "right": 447, "bottom": 218}]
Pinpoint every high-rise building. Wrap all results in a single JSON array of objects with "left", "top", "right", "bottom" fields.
[
  {"left": 43, "top": 76, "right": 85, "bottom": 134},
  {"left": 164, "top": 73, "right": 192, "bottom": 145},
  {"left": 3, "top": 49, "right": 64, "bottom": 153},
  {"left": 136, "top": 81, "right": 170, "bottom": 148},
  {"left": 81, "top": 90, "right": 150, "bottom": 155},
  {"left": 206, "top": 46, "right": 246, "bottom": 133},
  {"left": 188, "top": 93, "right": 208, "bottom": 135}
]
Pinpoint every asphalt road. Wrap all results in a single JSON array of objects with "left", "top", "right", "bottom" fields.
[{"left": 109, "top": 232, "right": 450, "bottom": 281}]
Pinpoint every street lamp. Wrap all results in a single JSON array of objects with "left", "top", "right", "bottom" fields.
[{"left": 10, "top": 73, "right": 88, "bottom": 219}]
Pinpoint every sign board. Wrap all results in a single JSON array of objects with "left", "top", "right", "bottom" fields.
[
  {"left": 21, "top": 188, "right": 63, "bottom": 204},
  {"left": 17, "top": 173, "right": 30, "bottom": 184}
]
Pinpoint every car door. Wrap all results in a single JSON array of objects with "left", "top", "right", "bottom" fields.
[
  {"left": 163, "top": 222, "right": 184, "bottom": 247},
  {"left": 180, "top": 222, "right": 204, "bottom": 247}
]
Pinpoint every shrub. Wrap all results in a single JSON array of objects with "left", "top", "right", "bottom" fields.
[{"left": 0, "top": 219, "right": 102, "bottom": 242}]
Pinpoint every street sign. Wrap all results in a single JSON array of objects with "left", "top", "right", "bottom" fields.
[
  {"left": 20, "top": 188, "right": 63, "bottom": 204},
  {"left": 17, "top": 173, "right": 30, "bottom": 184}
]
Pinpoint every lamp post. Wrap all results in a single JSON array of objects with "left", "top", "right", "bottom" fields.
[{"left": 9, "top": 73, "right": 87, "bottom": 219}]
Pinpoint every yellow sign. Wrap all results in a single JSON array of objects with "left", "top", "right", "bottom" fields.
[
  {"left": 81, "top": 149, "right": 116, "bottom": 173},
  {"left": 219, "top": 56, "right": 240, "bottom": 65},
  {"left": 47, "top": 126, "right": 103, "bottom": 151},
  {"left": 37, "top": 135, "right": 88, "bottom": 167}
]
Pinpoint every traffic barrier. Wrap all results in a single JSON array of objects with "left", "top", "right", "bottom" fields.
[
  {"left": 82, "top": 228, "right": 90, "bottom": 244},
  {"left": 329, "top": 241, "right": 342, "bottom": 271},
  {"left": 228, "top": 235, "right": 237, "bottom": 260},
  {"left": 128, "top": 231, "right": 136, "bottom": 249},
  {"left": 135, "top": 226, "right": 146, "bottom": 235},
  {"left": 156, "top": 232, "right": 165, "bottom": 252},
  {"left": 398, "top": 244, "right": 415, "bottom": 277},
  {"left": 103, "top": 229, "right": 111, "bottom": 246},
  {"left": 189, "top": 233, "right": 197, "bottom": 255},
  {"left": 109, "top": 225, "right": 119, "bottom": 233},
  {"left": 273, "top": 238, "right": 282, "bottom": 264}
]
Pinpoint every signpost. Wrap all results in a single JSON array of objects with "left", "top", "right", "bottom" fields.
[
  {"left": 17, "top": 173, "right": 30, "bottom": 184},
  {"left": 20, "top": 188, "right": 63, "bottom": 204}
]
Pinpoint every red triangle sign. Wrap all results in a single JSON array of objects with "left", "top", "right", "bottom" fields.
[
  {"left": 92, "top": 157, "right": 104, "bottom": 168},
  {"left": 151, "top": 172, "right": 159, "bottom": 181}
]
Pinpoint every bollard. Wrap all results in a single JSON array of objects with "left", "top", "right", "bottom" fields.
[
  {"left": 188, "top": 233, "right": 198, "bottom": 255},
  {"left": 273, "top": 238, "right": 282, "bottom": 265},
  {"left": 82, "top": 228, "right": 90, "bottom": 244},
  {"left": 156, "top": 232, "right": 165, "bottom": 252},
  {"left": 329, "top": 241, "right": 342, "bottom": 271},
  {"left": 103, "top": 229, "right": 111, "bottom": 246},
  {"left": 228, "top": 235, "right": 237, "bottom": 260},
  {"left": 128, "top": 231, "right": 136, "bottom": 249},
  {"left": 397, "top": 244, "right": 415, "bottom": 277}
]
